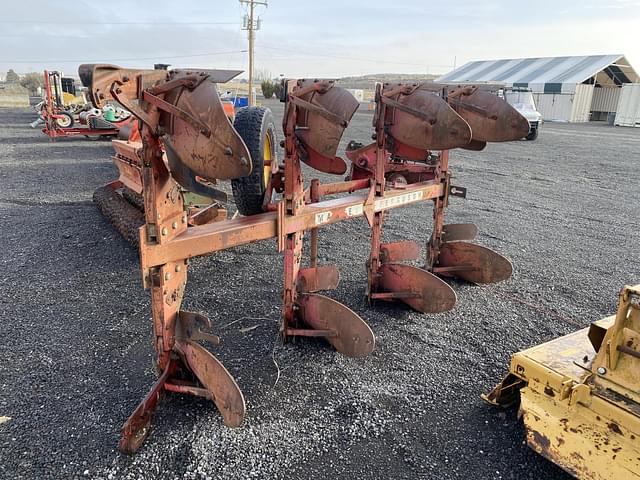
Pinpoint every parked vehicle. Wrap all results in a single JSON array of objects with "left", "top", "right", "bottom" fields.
[{"left": 504, "top": 87, "right": 542, "bottom": 140}]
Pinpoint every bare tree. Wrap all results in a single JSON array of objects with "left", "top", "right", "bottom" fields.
[
  {"left": 20, "top": 72, "right": 43, "bottom": 95},
  {"left": 254, "top": 68, "right": 273, "bottom": 82}
]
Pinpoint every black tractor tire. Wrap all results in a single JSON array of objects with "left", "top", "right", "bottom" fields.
[
  {"left": 525, "top": 127, "right": 538, "bottom": 141},
  {"left": 55, "top": 111, "right": 74, "bottom": 128},
  {"left": 231, "top": 106, "right": 277, "bottom": 216}
]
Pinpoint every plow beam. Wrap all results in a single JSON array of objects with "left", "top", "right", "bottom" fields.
[
  {"left": 294, "top": 293, "right": 375, "bottom": 358},
  {"left": 139, "top": 180, "right": 444, "bottom": 270},
  {"left": 376, "top": 263, "right": 457, "bottom": 313},
  {"left": 436, "top": 241, "right": 512, "bottom": 284}
]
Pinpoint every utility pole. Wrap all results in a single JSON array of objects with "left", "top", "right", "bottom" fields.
[{"left": 240, "top": 0, "right": 267, "bottom": 106}]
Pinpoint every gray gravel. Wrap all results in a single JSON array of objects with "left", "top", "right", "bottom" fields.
[{"left": 0, "top": 99, "right": 638, "bottom": 480}]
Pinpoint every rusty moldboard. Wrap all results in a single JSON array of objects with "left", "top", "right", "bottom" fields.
[
  {"left": 297, "top": 293, "right": 375, "bottom": 358},
  {"left": 378, "top": 263, "right": 457, "bottom": 313},
  {"left": 437, "top": 241, "right": 513, "bottom": 284}
]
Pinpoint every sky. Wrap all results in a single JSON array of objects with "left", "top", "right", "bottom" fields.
[{"left": 1, "top": 0, "right": 639, "bottom": 79}]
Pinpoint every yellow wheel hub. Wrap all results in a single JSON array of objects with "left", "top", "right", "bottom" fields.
[{"left": 263, "top": 132, "right": 273, "bottom": 189}]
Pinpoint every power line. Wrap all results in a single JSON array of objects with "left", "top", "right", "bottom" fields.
[
  {"left": 0, "top": 50, "right": 247, "bottom": 64},
  {"left": 256, "top": 44, "right": 445, "bottom": 67}
]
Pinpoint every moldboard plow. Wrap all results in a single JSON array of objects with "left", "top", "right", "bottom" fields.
[{"left": 82, "top": 63, "right": 529, "bottom": 453}]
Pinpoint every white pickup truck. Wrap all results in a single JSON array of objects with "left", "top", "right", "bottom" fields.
[{"left": 503, "top": 88, "right": 542, "bottom": 140}]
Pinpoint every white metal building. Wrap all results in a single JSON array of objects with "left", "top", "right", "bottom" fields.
[
  {"left": 437, "top": 55, "right": 640, "bottom": 122},
  {"left": 615, "top": 84, "right": 640, "bottom": 127}
]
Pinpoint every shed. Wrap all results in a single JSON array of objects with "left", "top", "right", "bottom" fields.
[
  {"left": 614, "top": 84, "right": 640, "bottom": 127},
  {"left": 437, "top": 55, "right": 640, "bottom": 122}
]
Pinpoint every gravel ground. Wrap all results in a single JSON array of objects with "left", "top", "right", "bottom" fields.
[{"left": 0, "top": 99, "right": 639, "bottom": 480}]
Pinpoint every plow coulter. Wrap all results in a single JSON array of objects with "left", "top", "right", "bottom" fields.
[{"left": 81, "top": 63, "right": 528, "bottom": 453}]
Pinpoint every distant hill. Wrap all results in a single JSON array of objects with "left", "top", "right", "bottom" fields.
[{"left": 336, "top": 73, "right": 441, "bottom": 89}]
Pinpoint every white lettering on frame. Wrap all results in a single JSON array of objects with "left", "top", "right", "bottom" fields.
[
  {"left": 374, "top": 191, "right": 424, "bottom": 211},
  {"left": 345, "top": 204, "right": 364, "bottom": 217},
  {"left": 315, "top": 211, "right": 333, "bottom": 225}
]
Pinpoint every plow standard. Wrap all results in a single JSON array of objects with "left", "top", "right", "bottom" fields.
[{"left": 81, "top": 63, "right": 529, "bottom": 453}]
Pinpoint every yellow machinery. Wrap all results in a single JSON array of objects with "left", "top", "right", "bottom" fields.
[
  {"left": 45, "top": 71, "right": 87, "bottom": 114},
  {"left": 485, "top": 285, "right": 640, "bottom": 479}
]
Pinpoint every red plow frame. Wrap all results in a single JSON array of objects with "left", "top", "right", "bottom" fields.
[{"left": 81, "top": 64, "right": 529, "bottom": 453}]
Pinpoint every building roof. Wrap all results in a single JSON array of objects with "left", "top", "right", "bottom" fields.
[{"left": 437, "top": 54, "right": 639, "bottom": 86}]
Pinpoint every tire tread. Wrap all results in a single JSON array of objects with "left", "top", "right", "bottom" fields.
[{"left": 231, "top": 107, "right": 275, "bottom": 216}]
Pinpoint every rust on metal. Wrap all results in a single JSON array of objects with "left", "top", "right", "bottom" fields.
[
  {"left": 173, "top": 340, "right": 245, "bottom": 428},
  {"left": 361, "top": 81, "right": 519, "bottom": 313},
  {"left": 299, "top": 147, "right": 348, "bottom": 175},
  {"left": 486, "top": 285, "right": 640, "bottom": 479},
  {"left": 447, "top": 86, "right": 530, "bottom": 142},
  {"left": 118, "top": 358, "right": 174, "bottom": 454},
  {"left": 383, "top": 84, "right": 472, "bottom": 151},
  {"left": 437, "top": 241, "right": 513, "bottom": 284},
  {"left": 380, "top": 240, "right": 421, "bottom": 263},
  {"left": 112, "top": 140, "right": 143, "bottom": 193},
  {"left": 161, "top": 71, "right": 252, "bottom": 182},
  {"left": 176, "top": 310, "right": 221, "bottom": 345},
  {"left": 378, "top": 263, "right": 457, "bottom": 313},
  {"left": 79, "top": 64, "right": 168, "bottom": 108},
  {"left": 297, "top": 293, "right": 375, "bottom": 358},
  {"left": 293, "top": 79, "right": 359, "bottom": 163},
  {"left": 297, "top": 266, "right": 340, "bottom": 293},
  {"left": 85, "top": 67, "right": 527, "bottom": 453},
  {"left": 442, "top": 223, "right": 478, "bottom": 242}
]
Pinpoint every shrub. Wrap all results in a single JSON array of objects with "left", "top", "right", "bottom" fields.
[
  {"left": 261, "top": 80, "right": 274, "bottom": 99},
  {"left": 273, "top": 81, "right": 283, "bottom": 100}
]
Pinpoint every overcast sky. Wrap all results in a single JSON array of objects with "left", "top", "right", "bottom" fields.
[{"left": 1, "top": 0, "right": 639, "bottom": 78}]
